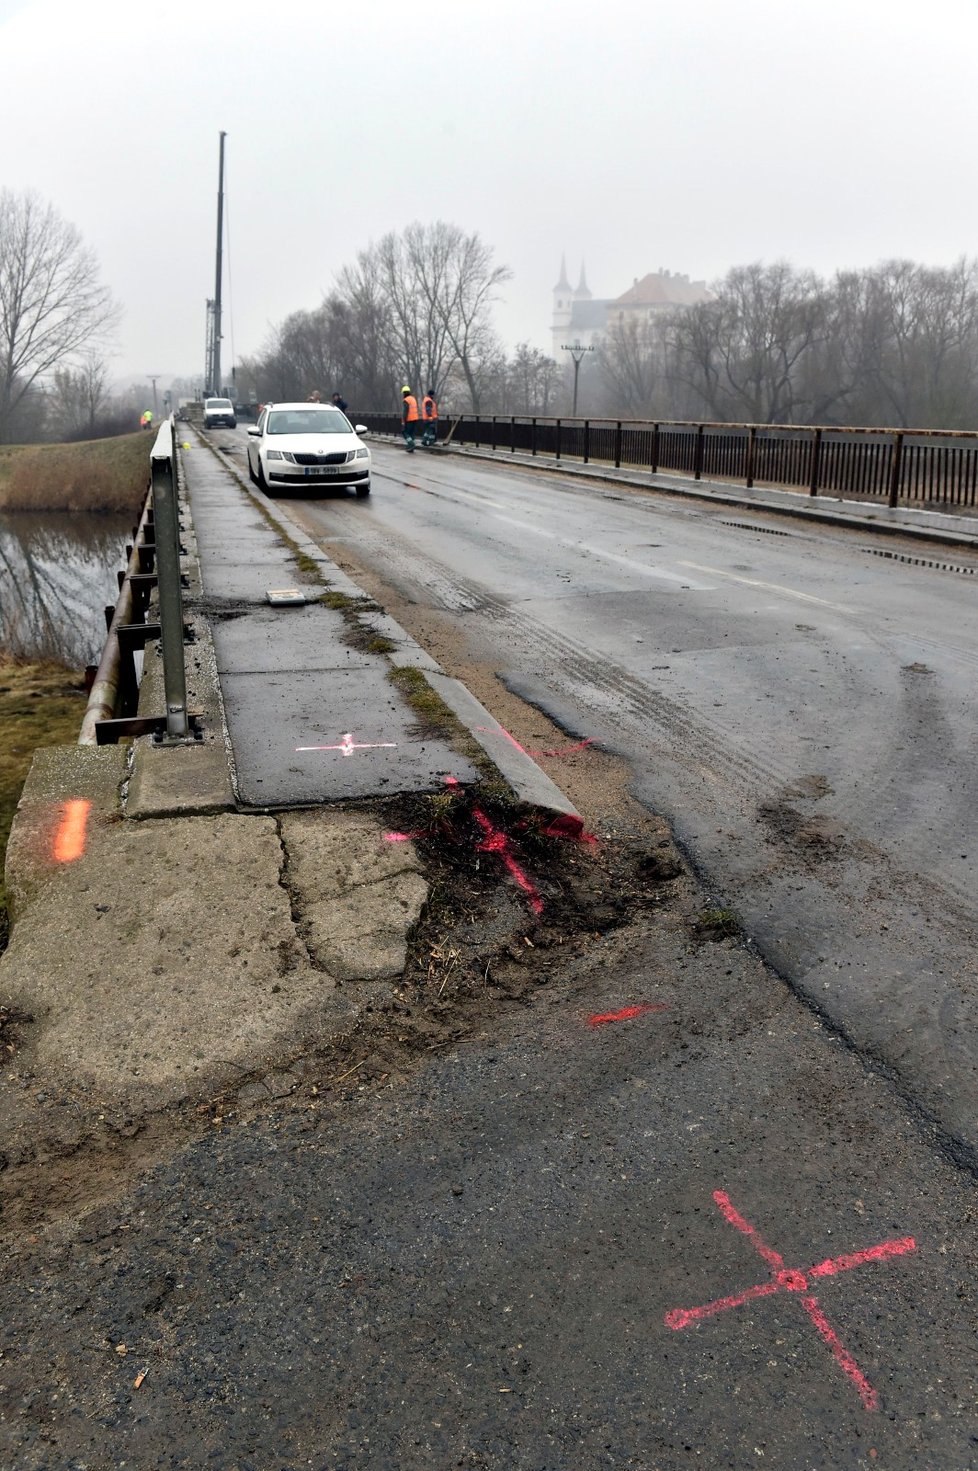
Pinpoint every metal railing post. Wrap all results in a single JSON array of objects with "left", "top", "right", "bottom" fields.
[
  {"left": 809, "top": 427, "right": 822, "bottom": 497},
  {"left": 150, "top": 420, "right": 189, "bottom": 738},
  {"left": 531, "top": 418, "right": 537, "bottom": 456},
  {"left": 888, "top": 432, "right": 904, "bottom": 508},
  {"left": 745, "top": 425, "right": 757, "bottom": 489},
  {"left": 555, "top": 419, "right": 561, "bottom": 460},
  {"left": 614, "top": 421, "right": 622, "bottom": 469},
  {"left": 583, "top": 420, "right": 590, "bottom": 464},
  {"left": 651, "top": 423, "right": 659, "bottom": 474},
  {"left": 694, "top": 423, "right": 705, "bottom": 481}
]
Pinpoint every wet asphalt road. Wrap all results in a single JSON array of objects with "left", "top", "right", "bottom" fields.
[
  {"left": 244, "top": 438, "right": 978, "bottom": 1159},
  {"left": 4, "top": 436, "right": 978, "bottom": 1468},
  {"left": 3, "top": 910, "right": 977, "bottom": 1470}
]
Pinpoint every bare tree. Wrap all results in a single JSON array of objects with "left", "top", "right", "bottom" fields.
[
  {"left": 506, "top": 342, "right": 561, "bottom": 414},
  {"left": 414, "top": 223, "right": 511, "bottom": 411},
  {"left": 668, "top": 262, "right": 830, "bottom": 424},
  {"left": 0, "top": 190, "right": 119, "bottom": 443},
  {"left": 49, "top": 355, "right": 109, "bottom": 440},
  {"left": 596, "top": 317, "right": 670, "bottom": 417}
]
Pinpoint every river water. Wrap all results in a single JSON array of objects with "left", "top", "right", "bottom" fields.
[{"left": 0, "top": 511, "right": 132, "bottom": 668}]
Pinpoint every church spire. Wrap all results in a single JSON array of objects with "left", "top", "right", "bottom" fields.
[
  {"left": 554, "top": 253, "right": 571, "bottom": 292},
  {"left": 576, "top": 261, "right": 592, "bottom": 299}
]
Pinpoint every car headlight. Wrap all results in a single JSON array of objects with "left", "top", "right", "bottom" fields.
[
  {"left": 354, "top": 447, "right": 369, "bottom": 459},
  {"left": 266, "top": 449, "right": 283, "bottom": 460}
]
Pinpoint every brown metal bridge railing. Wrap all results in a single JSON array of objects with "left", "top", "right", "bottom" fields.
[{"left": 356, "top": 413, "right": 978, "bottom": 512}]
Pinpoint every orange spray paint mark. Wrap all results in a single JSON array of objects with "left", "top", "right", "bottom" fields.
[{"left": 53, "top": 799, "right": 91, "bottom": 863}]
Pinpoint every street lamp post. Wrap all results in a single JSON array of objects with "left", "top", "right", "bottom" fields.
[
  {"left": 561, "top": 341, "right": 593, "bottom": 418},
  {"left": 146, "top": 375, "right": 160, "bottom": 416}
]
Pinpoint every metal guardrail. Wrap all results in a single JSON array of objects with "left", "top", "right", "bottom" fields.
[
  {"left": 79, "top": 418, "right": 190, "bottom": 745},
  {"left": 356, "top": 412, "right": 978, "bottom": 511}
]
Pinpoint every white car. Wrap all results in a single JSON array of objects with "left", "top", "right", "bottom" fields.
[
  {"left": 246, "top": 402, "right": 371, "bottom": 497},
  {"left": 203, "top": 396, "right": 236, "bottom": 429}
]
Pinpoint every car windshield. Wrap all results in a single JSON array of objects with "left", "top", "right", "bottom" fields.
[
  {"left": 267, "top": 409, "right": 349, "bottom": 436},
  {"left": 206, "top": 399, "right": 232, "bottom": 410}
]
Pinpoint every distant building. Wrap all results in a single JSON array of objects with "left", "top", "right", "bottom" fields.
[{"left": 551, "top": 256, "right": 710, "bottom": 360}]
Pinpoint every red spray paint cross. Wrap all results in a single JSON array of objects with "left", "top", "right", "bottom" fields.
[{"left": 664, "top": 1190, "right": 916, "bottom": 1411}]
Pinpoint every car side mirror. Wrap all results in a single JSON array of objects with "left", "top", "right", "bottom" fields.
[
  {"left": 247, "top": 426, "right": 261, "bottom": 437},
  {"left": 354, "top": 424, "right": 368, "bottom": 435}
]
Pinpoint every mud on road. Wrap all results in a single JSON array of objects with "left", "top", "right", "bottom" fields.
[{"left": 0, "top": 773, "right": 689, "bottom": 1240}]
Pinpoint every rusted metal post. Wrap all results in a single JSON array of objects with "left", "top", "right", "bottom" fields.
[
  {"left": 583, "top": 420, "right": 590, "bottom": 464},
  {"left": 745, "top": 425, "right": 757, "bottom": 489},
  {"left": 809, "top": 427, "right": 822, "bottom": 497},
  {"left": 888, "top": 432, "right": 904, "bottom": 508},
  {"left": 490, "top": 416, "right": 497, "bottom": 452},
  {"left": 651, "top": 423, "right": 659, "bottom": 474},
  {"left": 614, "top": 421, "right": 622, "bottom": 469},
  {"left": 510, "top": 416, "right": 516, "bottom": 453},
  {"left": 555, "top": 419, "right": 562, "bottom": 461},
  {"left": 694, "top": 424, "right": 705, "bottom": 481},
  {"left": 531, "top": 418, "right": 537, "bottom": 457}
]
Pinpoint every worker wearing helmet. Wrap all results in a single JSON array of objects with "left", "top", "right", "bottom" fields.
[
  {"left": 421, "top": 389, "right": 438, "bottom": 447},
  {"left": 401, "top": 386, "right": 419, "bottom": 452}
]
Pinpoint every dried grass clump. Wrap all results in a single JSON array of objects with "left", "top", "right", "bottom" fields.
[{"left": 0, "top": 432, "right": 149, "bottom": 514}]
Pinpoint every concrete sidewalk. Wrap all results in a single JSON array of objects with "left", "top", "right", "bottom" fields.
[{"left": 0, "top": 433, "right": 581, "bottom": 1156}]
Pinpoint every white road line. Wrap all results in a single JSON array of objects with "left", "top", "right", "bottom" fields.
[{"left": 679, "top": 561, "right": 852, "bottom": 612}]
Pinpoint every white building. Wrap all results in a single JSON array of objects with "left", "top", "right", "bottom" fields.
[{"left": 551, "top": 256, "right": 710, "bottom": 361}]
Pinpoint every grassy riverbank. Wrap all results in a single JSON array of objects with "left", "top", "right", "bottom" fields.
[
  {"left": 0, "top": 432, "right": 149, "bottom": 513},
  {"left": 0, "top": 659, "right": 87, "bottom": 949}
]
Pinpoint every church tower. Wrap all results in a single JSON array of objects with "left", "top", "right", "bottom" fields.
[{"left": 552, "top": 254, "right": 573, "bottom": 358}]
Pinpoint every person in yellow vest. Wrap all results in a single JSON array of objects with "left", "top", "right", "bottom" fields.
[
  {"left": 421, "top": 388, "right": 438, "bottom": 447},
  {"left": 401, "top": 386, "right": 419, "bottom": 451},
  {"left": 140, "top": 410, "right": 153, "bottom": 430}
]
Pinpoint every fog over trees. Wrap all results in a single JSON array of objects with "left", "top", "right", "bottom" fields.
[
  {"left": 241, "top": 238, "right": 978, "bottom": 431},
  {"left": 602, "top": 258, "right": 978, "bottom": 429}
]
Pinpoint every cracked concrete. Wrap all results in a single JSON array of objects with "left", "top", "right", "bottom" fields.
[
  {"left": 0, "top": 748, "right": 427, "bottom": 1130},
  {"left": 280, "top": 809, "right": 428, "bottom": 980}
]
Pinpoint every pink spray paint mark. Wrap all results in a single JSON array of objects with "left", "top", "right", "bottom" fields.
[
  {"left": 475, "top": 724, "right": 594, "bottom": 760},
  {"left": 587, "top": 1003, "right": 668, "bottom": 1028},
  {"left": 664, "top": 1189, "right": 917, "bottom": 1411},
  {"left": 296, "top": 732, "right": 398, "bottom": 756},
  {"left": 472, "top": 806, "right": 544, "bottom": 915}
]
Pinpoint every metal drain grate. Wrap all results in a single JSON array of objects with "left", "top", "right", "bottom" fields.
[
  {"left": 861, "top": 547, "right": 978, "bottom": 576},
  {"left": 720, "top": 520, "right": 794, "bottom": 537}
]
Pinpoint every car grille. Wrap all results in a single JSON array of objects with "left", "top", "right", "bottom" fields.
[{"left": 292, "top": 451, "right": 349, "bottom": 466}]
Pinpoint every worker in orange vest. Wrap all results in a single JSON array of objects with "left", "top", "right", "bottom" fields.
[
  {"left": 401, "top": 385, "right": 419, "bottom": 452},
  {"left": 421, "top": 388, "right": 438, "bottom": 447}
]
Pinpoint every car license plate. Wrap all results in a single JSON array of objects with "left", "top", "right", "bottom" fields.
[{"left": 304, "top": 466, "right": 341, "bottom": 476}]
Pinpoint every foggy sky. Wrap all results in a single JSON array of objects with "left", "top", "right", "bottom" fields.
[{"left": 2, "top": 0, "right": 977, "bottom": 390}]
